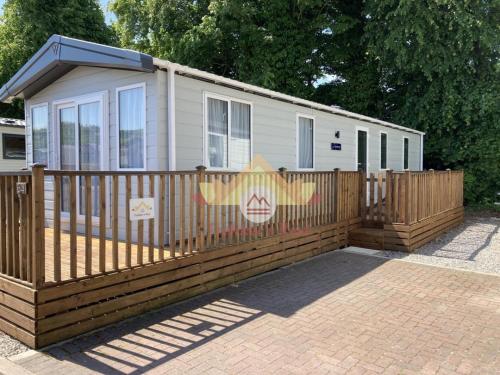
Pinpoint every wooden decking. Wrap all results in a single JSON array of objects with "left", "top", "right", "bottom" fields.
[
  {"left": 0, "top": 167, "right": 464, "bottom": 349},
  {"left": 350, "top": 206, "right": 464, "bottom": 252},
  {"left": 44, "top": 228, "right": 173, "bottom": 283}
]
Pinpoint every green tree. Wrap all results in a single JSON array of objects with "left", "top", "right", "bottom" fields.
[
  {"left": 0, "top": 0, "right": 116, "bottom": 118},
  {"left": 111, "top": 0, "right": 337, "bottom": 99},
  {"left": 363, "top": 0, "right": 500, "bottom": 205},
  {"left": 311, "top": 0, "right": 384, "bottom": 119}
]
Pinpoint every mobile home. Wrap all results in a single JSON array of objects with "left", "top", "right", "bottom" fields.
[
  {"left": 0, "top": 37, "right": 466, "bottom": 351},
  {"left": 0, "top": 117, "right": 25, "bottom": 171},
  {"left": 0, "top": 35, "right": 424, "bottom": 240},
  {"left": 0, "top": 35, "right": 424, "bottom": 174}
]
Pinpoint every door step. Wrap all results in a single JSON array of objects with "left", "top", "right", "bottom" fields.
[{"left": 348, "top": 227, "right": 384, "bottom": 250}]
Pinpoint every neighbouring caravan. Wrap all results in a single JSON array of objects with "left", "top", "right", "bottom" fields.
[
  {"left": 0, "top": 117, "right": 26, "bottom": 171},
  {"left": 0, "top": 35, "right": 424, "bottom": 239}
]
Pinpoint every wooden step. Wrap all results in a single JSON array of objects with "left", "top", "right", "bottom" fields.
[{"left": 348, "top": 227, "right": 384, "bottom": 250}]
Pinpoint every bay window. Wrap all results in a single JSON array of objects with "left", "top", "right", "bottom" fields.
[{"left": 206, "top": 95, "right": 251, "bottom": 170}]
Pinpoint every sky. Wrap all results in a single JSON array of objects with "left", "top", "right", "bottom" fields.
[{"left": 0, "top": 0, "right": 114, "bottom": 23}]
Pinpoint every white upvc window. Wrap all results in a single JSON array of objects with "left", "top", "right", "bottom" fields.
[
  {"left": 30, "top": 103, "right": 49, "bottom": 165},
  {"left": 204, "top": 93, "right": 252, "bottom": 170},
  {"left": 380, "top": 131, "right": 388, "bottom": 170},
  {"left": 403, "top": 136, "right": 409, "bottom": 170},
  {"left": 116, "top": 83, "right": 146, "bottom": 170},
  {"left": 296, "top": 114, "right": 315, "bottom": 170}
]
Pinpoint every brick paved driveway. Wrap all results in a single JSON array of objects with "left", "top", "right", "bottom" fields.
[{"left": 10, "top": 251, "right": 500, "bottom": 374}]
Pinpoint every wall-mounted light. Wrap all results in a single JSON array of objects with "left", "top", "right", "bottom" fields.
[{"left": 335, "top": 131, "right": 340, "bottom": 138}]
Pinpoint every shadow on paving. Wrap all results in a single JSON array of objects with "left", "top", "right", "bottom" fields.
[{"left": 42, "top": 251, "right": 388, "bottom": 374}]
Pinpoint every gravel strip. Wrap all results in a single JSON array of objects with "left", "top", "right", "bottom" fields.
[
  {"left": 0, "top": 332, "right": 29, "bottom": 358},
  {"left": 378, "top": 213, "right": 500, "bottom": 275}
]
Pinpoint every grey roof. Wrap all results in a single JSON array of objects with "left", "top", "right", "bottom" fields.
[
  {"left": 0, "top": 117, "right": 25, "bottom": 128},
  {"left": 0, "top": 35, "right": 155, "bottom": 103}
]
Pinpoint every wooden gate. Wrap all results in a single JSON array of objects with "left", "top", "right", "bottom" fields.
[{"left": 360, "top": 172, "right": 386, "bottom": 226}]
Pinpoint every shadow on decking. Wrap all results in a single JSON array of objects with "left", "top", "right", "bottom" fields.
[{"left": 42, "top": 251, "right": 388, "bottom": 374}]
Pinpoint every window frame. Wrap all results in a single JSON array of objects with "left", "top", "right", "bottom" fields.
[
  {"left": 116, "top": 82, "right": 147, "bottom": 171},
  {"left": 296, "top": 114, "right": 316, "bottom": 171},
  {"left": 203, "top": 92, "right": 253, "bottom": 171},
  {"left": 402, "top": 136, "right": 409, "bottom": 170},
  {"left": 379, "top": 131, "right": 388, "bottom": 170},
  {"left": 2, "top": 133, "right": 26, "bottom": 160},
  {"left": 52, "top": 90, "right": 110, "bottom": 225},
  {"left": 355, "top": 126, "right": 369, "bottom": 171},
  {"left": 53, "top": 90, "right": 109, "bottom": 172},
  {"left": 29, "top": 102, "right": 49, "bottom": 166}
]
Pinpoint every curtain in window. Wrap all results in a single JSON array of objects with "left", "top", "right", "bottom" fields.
[
  {"left": 230, "top": 102, "right": 250, "bottom": 170},
  {"left": 298, "top": 117, "right": 313, "bottom": 169},
  {"left": 32, "top": 106, "right": 48, "bottom": 165},
  {"left": 59, "top": 107, "right": 76, "bottom": 212},
  {"left": 119, "top": 87, "right": 144, "bottom": 168},
  {"left": 79, "top": 102, "right": 100, "bottom": 216},
  {"left": 208, "top": 98, "right": 228, "bottom": 168}
]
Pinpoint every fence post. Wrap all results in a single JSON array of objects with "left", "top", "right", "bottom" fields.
[
  {"left": 385, "top": 170, "right": 393, "bottom": 224},
  {"left": 357, "top": 169, "right": 364, "bottom": 219},
  {"left": 334, "top": 168, "right": 340, "bottom": 222},
  {"left": 31, "top": 164, "right": 45, "bottom": 289},
  {"left": 429, "top": 169, "right": 435, "bottom": 216},
  {"left": 446, "top": 168, "right": 452, "bottom": 210},
  {"left": 196, "top": 165, "right": 206, "bottom": 251},
  {"left": 278, "top": 167, "right": 287, "bottom": 233},
  {"left": 404, "top": 170, "right": 411, "bottom": 225}
]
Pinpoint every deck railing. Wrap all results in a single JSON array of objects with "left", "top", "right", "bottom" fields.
[
  {"left": 0, "top": 171, "right": 33, "bottom": 285},
  {"left": 0, "top": 166, "right": 463, "bottom": 289},
  {"left": 363, "top": 170, "right": 464, "bottom": 225},
  {"left": 0, "top": 166, "right": 363, "bottom": 289}
]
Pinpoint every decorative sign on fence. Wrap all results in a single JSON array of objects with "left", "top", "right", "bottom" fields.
[
  {"left": 129, "top": 197, "right": 155, "bottom": 221},
  {"left": 331, "top": 143, "right": 342, "bottom": 151},
  {"left": 16, "top": 182, "right": 27, "bottom": 195}
]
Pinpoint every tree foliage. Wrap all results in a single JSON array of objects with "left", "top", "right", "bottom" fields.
[
  {"left": 111, "top": 0, "right": 343, "bottom": 99},
  {"left": 111, "top": 0, "right": 498, "bottom": 205},
  {"left": 363, "top": 0, "right": 500, "bottom": 205},
  {"left": 0, "top": 0, "right": 115, "bottom": 118},
  {"left": 0, "top": 0, "right": 497, "bottom": 205}
]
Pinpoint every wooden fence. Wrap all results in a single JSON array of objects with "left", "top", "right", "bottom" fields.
[
  {"left": 0, "top": 172, "right": 33, "bottom": 285},
  {"left": 0, "top": 166, "right": 362, "bottom": 289},
  {"left": 361, "top": 170, "right": 463, "bottom": 225},
  {"left": 0, "top": 166, "right": 463, "bottom": 348}
]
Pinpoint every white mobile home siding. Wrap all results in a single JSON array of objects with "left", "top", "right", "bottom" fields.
[
  {"left": 25, "top": 66, "right": 168, "bottom": 241},
  {"left": 175, "top": 75, "right": 422, "bottom": 172}
]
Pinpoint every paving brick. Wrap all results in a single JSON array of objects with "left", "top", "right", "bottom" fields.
[{"left": 7, "top": 251, "right": 500, "bottom": 374}]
